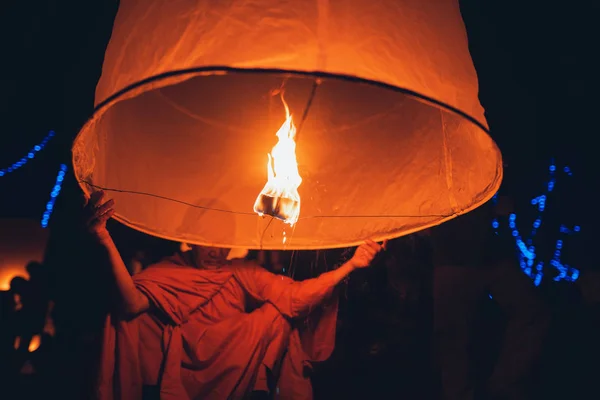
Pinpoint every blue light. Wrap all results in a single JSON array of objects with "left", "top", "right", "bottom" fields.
[
  {"left": 1, "top": 130, "right": 56, "bottom": 177},
  {"left": 41, "top": 163, "right": 67, "bottom": 228},
  {"left": 571, "top": 270, "right": 579, "bottom": 280},
  {"left": 491, "top": 193, "right": 499, "bottom": 205},
  {"left": 494, "top": 160, "right": 580, "bottom": 285}
]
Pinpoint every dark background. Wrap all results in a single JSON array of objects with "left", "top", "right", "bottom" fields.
[{"left": 1, "top": 1, "right": 599, "bottom": 399}]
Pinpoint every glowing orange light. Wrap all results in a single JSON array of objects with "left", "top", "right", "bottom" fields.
[
  {"left": 0, "top": 267, "right": 28, "bottom": 291},
  {"left": 28, "top": 335, "right": 41, "bottom": 352},
  {"left": 253, "top": 94, "right": 302, "bottom": 226}
]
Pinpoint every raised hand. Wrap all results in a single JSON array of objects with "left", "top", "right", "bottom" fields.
[
  {"left": 82, "top": 190, "right": 115, "bottom": 242},
  {"left": 348, "top": 239, "right": 387, "bottom": 269}
]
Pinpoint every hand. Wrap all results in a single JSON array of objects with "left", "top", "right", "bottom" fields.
[
  {"left": 348, "top": 239, "right": 387, "bottom": 270},
  {"left": 82, "top": 190, "right": 115, "bottom": 243}
]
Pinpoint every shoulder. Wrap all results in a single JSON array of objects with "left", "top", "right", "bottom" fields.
[
  {"left": 134, "top": 254, "right": 194, "bottom": 281},
  {"left": 229, "top": 259, "right": 262, "bottom": 272},
  {"left": 230, "top": 258, "right": 259, "bottom": 267},
  {"left": 229, "top": 260, "right": 275, "bottom": 280}
]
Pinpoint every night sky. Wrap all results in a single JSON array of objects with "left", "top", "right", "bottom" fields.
[{"left": 0, "top": 0, "right": 598, "bottom": 229}]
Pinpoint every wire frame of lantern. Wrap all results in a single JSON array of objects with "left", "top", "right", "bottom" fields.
[{"left": 72, "top": 0, "right": 503, "bottom": 250}]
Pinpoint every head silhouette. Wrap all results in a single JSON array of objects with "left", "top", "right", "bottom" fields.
[{"left": 177, "top": 198, "right": 237, "bottom": 269}]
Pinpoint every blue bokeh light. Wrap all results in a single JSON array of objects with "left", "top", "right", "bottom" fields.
[
  {"left": 41, "top": 164, "right": 68, "bottom": 228},
  {"left": 492, "top": 161, "right": 580, "bottom": 286},
  {"left": 0, "top": 130, "right": 55, "bottom": 177}
]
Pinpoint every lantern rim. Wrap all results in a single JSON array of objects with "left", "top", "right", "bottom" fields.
[
  {"left": 72, "top": 66, "right": 501, "bottom": 250},
  {"left": 92, "top": 66, "right": 489, "bottom": 135}
]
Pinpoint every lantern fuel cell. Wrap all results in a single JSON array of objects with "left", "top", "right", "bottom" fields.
[
  {"left": 253, "top": 96, "right": 302, "bottom": 226},
  {"left": 72, "top": 0, "right": 503, "bottom": 250},
  {"left": 254, "top": 194, "right": 300, "bottom": 225}
]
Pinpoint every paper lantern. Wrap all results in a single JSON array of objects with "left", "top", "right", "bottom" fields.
[{"left": 72, "top": 0, "right": 503, "bottom": 250}]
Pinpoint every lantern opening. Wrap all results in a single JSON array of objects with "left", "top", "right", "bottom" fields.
[{"left": 254, "top": 92, "right": 302, "bottom": 225}]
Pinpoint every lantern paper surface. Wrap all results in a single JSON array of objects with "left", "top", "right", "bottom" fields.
[{"left": 72, "top": 0, "right": 503, "bottom": 250}]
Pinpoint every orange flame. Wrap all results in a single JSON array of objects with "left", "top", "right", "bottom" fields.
[{"left": 254, "top": 94, "right": 302, "bottom": 226}]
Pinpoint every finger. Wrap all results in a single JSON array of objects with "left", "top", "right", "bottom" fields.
[
  {"left": 97, "top": 208, "right": 115, "bottom": 225},
  {"left": 360, "top": 245, "right": 378, "bottom": 258},
  {"left": 86, "top": 199, "right": 114, "bottom": 226},
  {"left": 81, "top": 192, "right": 91, "bottom": 207},
  {"left": 95, "top": 198, "right": 115, "bottom": 217},
  {"left": 364, "top": 239, "right": 382, "bottom": 252}
]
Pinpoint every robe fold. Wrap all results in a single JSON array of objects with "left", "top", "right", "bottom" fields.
[{"left": 96, "top": 253, "right": 339, "bottom": 400}]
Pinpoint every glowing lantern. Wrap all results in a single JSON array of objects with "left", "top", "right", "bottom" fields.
[{"left": 72, "top": 0, "right": 503, "bottom": 250}]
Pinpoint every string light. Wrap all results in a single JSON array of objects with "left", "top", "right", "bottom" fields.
[
  {"left": 491, "top": 160, "right": 580, "bottom": 286},
  {"left": 0, "top": 130, "right": 55, "bottom": 177},
  {"left": 41, "top": 164, "right": 67, "bottom": 228}
]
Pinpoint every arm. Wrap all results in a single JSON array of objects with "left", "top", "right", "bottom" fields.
[
  {"left": 235, "top": 240, "right": 385, "bottom": 318},
  {"left": 84, "top": 191, "right": 150, "bottom": 319}
]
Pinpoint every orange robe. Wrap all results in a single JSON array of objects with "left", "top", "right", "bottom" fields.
[{"left": 96, "top": 253, "right": 339, "bottom": 399}]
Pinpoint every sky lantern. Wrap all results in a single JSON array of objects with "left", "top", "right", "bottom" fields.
[{"left": 72, "top": 0, "right": 503, "bottom": 250}]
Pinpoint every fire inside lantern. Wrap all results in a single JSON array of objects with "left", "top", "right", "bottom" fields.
[{"left": 253, "top": 95, "right": 302, "bottom": 225}]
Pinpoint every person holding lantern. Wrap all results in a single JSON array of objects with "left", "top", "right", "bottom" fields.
[{"left": 82, "top": 190, "right": 386, "bottom": 400}]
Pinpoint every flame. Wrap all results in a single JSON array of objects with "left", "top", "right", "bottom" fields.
[
  {"left": 254, "top": 94, "right": 302, "bottom": 226},
  {"left": 28, "top": 335, "right": 41, "bottom": 352}
]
